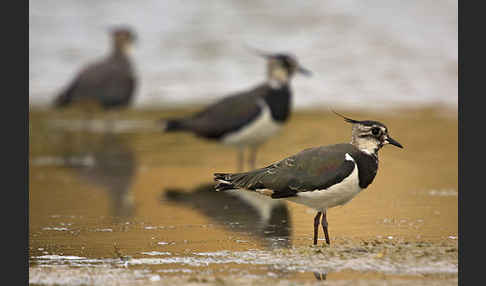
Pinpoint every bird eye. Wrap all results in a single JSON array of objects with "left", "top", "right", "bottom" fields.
[{"left": 371, "top": 127, "right": 381, "bottom": 136}]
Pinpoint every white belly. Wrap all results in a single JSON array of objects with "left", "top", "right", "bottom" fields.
[
  {"left": 286, "top": 154, "right": 362, "bottom": 211},
  {"left": 222, "top": 102, "right": 282, "bottom": 147}
]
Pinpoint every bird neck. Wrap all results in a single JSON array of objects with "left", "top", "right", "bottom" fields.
[
  {"left": 112, "top": 43, "right": 132, "bottom": 58},
  {"left": 350, "top": 147, "right": 379, "bottom": 189},
  {"left": 262, "top": 84, "right": 291, "bottom": 122}
]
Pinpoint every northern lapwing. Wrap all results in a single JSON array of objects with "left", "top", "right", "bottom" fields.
[
  {"left": 54, "top": 27, "right": 137, "bottom": 112},
  {"left": 214, "top": 111, "right": 403, "bottom": 245},
  {"left": 160, "top": 52, "right": 311, "bottom": 171}
]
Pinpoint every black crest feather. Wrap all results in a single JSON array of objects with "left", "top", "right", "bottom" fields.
[{"left": 331, "top": 109, "right": 361, "bottom": 124}]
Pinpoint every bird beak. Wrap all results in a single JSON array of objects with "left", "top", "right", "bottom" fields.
[
  {"left": 385, "top": 136, "right": 403, "bottom": 148},
  {"left": 297, "top": 65, "right": 312, "bottom": 76}
]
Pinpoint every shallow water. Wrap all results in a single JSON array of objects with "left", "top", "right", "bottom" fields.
[{"left": 29, "top": 107, "right": 458, "bottom": 285}]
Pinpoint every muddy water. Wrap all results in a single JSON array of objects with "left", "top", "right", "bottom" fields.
[{"left": 29, "top": 107, "right": 458, "bottom": 285}]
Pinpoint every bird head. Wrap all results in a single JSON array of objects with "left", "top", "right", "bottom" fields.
[
  {"left": 247, "top": 47, "right": 311, "bottom": 87},
  {"left": 333, "top": 110, "right": 403, "bottom": 155},
  {"left": 111, "top": 27, "right": 137, "bottom": 55}
]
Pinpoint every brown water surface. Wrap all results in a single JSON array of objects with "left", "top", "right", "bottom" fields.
[{"left": 29, "top": 106, "right": 458, "bottom": 285}]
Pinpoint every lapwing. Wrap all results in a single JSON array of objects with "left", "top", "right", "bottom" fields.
[
  {"left": 214, "top": 111, "right": 403, "bottom": 245},
  {"left": 160, "top": 52, "right": 311, "bottom": 171},
  {"left": 54, "top": 27, "right": 137, "bottom": 112}
]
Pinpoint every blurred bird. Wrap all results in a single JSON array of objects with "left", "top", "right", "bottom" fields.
[
  {"left": 159, "top": 52, "right": 311, "bottom": 171},
  {"left": 215, "top": 112, "right": 403, "bottom": 245},
  {"left": 54, "top": 27, "right": 137, "bottom": 113},
  {"left": 62, "top": 132, "right": 137, "bottom": 219}
]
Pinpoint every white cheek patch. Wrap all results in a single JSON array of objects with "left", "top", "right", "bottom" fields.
[
  {"left": 269, "top": 65, "right": 290, "bottom": 85},
  {"left": 123, "top": 43, "right": 134, "bottom": 55},
  {"left": 356, "top": 138, "right": 380, "bottom": 155}
]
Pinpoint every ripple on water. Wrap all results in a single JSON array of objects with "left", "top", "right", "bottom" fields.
[
  {"left": 140, "top": 251, "right": 172, "bottom": 256},
  {"left": 30, "top": 241, "right": 458, "bottom": 275}
]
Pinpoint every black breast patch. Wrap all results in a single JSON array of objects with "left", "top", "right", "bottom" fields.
[
  {"left": 262, "top": 85, "right": 291, "bottom": 122},
  {"left": 352, "top": 151, "right": 379, "bottom": 189}
]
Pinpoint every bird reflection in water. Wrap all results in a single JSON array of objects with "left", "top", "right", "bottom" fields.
[
  {"left": 61, "top": 131, "right": 137, "bottom": 219},
  {"left": 162, "top": 183, "right": 292, "bottom": 249},
  {"left": 313, "top": 271, "right": 327, "bottom": 281}
]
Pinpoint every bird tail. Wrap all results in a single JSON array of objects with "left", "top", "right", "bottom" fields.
[
  {"left": 213, "top": 172, "right": 253, "bottom": 191},
  {"left": 53, "top": 81, "right": 78, "bottom": 108},
  {"left": 53, "top": 90, "right": 73, "bottom": 108},
  {"left": 159, "top": 118, "right": 187, "bottom": 132},
  {"left": 214, "top": 173, "right": 237, "bottom": 192},
  {"left": 214, "top": 164, "right": 271, "bottom": 192}
]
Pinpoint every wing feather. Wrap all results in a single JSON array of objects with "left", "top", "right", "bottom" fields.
[
  {"left": 182, "top": 85, "right": 270, "bottom": 139},
  {"left": 215, "top": 144, "right": 358, "bottom": 198}
]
